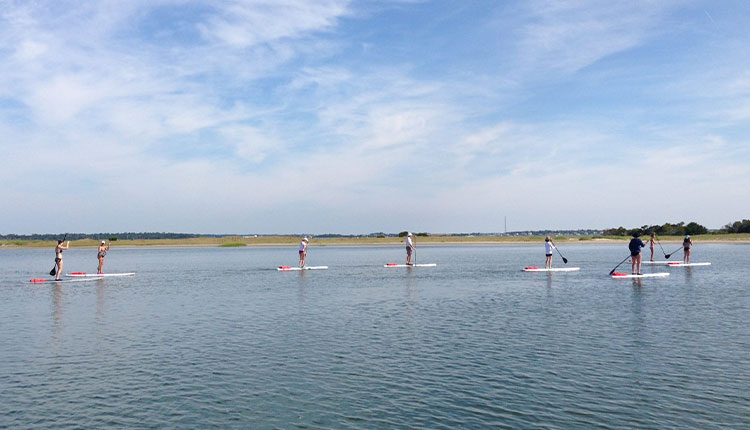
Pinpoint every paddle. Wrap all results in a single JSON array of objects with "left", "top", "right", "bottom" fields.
[
  {"left": 655, "top": 236, "right": 668, "bottom": 257},
  {"left": 549, "top": 239, "right": 568, "bottom": 264},
  {"left": 609, "top": 254, "right": 632, "bottom": 276},
  {"left": 665, "top": 246, "right": 683, "bottom": 259},
  {"left": 49, "top": 233, "right": 68, "bottom": 276}
]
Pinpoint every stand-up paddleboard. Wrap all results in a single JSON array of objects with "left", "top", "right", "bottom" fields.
[
  {"left": 384, "top": 263, "right": 437, "bottom": 268},
  {"left": 67, "top": 272, "right": 135, "bottom": 277},
  {"left": 611, "top": 272, "right": 670, "bottom": 279},
  {"left": 667, "top": 262, "right": 711, "bottom": 267},
  {"left": 641, "top": 261, "right": 675, "bottom": 265},
  {"left": 523, "top": 267, "right": 580, "bottom": 272},
  {"left": 277, "top": 266, "right": 328, "bottom": 271},
  {"left": 30, "top": 277, "right": 103, "bottom": 283}
]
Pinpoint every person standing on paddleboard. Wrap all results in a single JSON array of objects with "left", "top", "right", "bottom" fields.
[
  {"left": 629, "top": 232, "right": 646, "bottom": 275},
  {"left": 406, "top": 233, "right": 415, "bottom": 265},
  {"left": 97, "top": 240, "right": 110, "bottom": 274},
  {"left": 683, "top": 235, "right": 693, "bottom": 263},
  {"left": 648, "top": 232, "right": 656, "bottom": 261},
  {"left": 54, "top": 239, "right": 70, "bottom": 281},
  {"left": 299, "top": 237, "right": 309, "bottom": 267},
  {"left": 544, "top": 236, "right": 556, "bottom": 268}
]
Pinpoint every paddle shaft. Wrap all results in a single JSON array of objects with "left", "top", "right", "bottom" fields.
[
  {"left": 665, "top": 246, "right": 684, "bottom": 259},
  {"left": 655, "top": 237, "right": 668, "bottom": 256},
  {"left": 609, "top": 254, "right": 632, "bottom": 275},
  {"left": 550, "top": 239, "right": 568, "bottom": 264}
]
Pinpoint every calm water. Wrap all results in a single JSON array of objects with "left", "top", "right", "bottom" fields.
[{"left": 1, "top": 244, "right": 748, "bottom": 429}]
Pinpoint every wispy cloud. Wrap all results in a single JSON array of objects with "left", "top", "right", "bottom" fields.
[{"left": 0, "top": 0, "right": 748, "bottom": 233}]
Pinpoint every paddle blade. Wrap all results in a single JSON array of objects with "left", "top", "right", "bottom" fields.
[
  {"left": 49, "top": 267, "right": 56, "bottom": 276},
  {"left": 562, "top": 257, "right": 568, "bottom": 264}
]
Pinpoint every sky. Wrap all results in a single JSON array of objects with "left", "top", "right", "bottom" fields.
[{"left": 1, "top": 0, "right": 749, "bottom": 234}]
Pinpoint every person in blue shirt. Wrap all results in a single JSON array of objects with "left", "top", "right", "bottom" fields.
[{"left": 629, "top": 232, "right": 646, "bottom": 275}]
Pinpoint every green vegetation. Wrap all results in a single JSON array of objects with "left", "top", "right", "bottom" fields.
[
  {"left": 603, "top": 221, "right": 708, "bottom": 237},
  {"left": 721, "top": 219, "right": 750, "bottom": 233},
  {"left": 219, "top": 242, "right": 247, "bottom": 247},
  {"left": 3, "top": 232, "right": 749, "bottom": 249}
]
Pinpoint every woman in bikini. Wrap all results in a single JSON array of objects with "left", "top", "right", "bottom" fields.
[
  {"left": 648, "top": 232, "right": 656, "bottom": 261},
  {"left": 97, "top": 240, "right": 110, "bottom": 274},
  {"left": 683, "top": 235, "right": 693, "bottom": 264},
  {"left": 55, "top": 240, "right": 70, "bottom": 280}
]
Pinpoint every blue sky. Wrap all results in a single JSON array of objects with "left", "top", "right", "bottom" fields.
[{"left": 1, "top": 0, "right": 749, "bottom": 234}]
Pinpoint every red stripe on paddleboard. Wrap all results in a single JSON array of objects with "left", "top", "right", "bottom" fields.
[
  {"left": 612, "top": 272, "right": 628, "bottom": 276},
  {"left": 385, "top": 263, "right": 398, "bottom": 266},
  {"left": 525, "top": 267, "right": 539, "bottom": 270},
  {"left": 30, "top": 279, "right": 46, "bottom": 283},
  {"left": 71, "top": 272, "right": 86, "bottom": 275}
]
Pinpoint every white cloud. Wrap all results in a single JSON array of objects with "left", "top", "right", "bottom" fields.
[{"left": 1, "top": 0, "right": 749, "bottom": 233}]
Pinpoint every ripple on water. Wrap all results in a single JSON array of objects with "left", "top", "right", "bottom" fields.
[{"left": 1, "top": 244, "right": 749, "bottom": 428}]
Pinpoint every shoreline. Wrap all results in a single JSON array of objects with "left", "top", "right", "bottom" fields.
[{"left": 2, "top": 235, "right": 749, "bottom": 249}]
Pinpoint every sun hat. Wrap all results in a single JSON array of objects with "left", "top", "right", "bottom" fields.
[{"left": 101, "top": 240, "right": 106, "bottom": 244}]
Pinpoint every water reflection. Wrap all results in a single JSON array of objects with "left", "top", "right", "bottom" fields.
[
  {"left": 51, "top": 284, "right": 64, "bottom": 343},
  {"left": 96, "top": 279, "right": 106, "bottom": 325}
]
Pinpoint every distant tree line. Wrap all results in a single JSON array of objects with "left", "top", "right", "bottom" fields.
[
  {"left": 721, "top": 219, "right": 750, "bottom": 233},
  {"left": 602, "top": 221, "right": 708, "bottom": 237},
  {"left": 0, "top": 232, "right": 201, "bottom": 241}
]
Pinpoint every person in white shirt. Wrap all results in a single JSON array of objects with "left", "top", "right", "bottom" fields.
[
  {"left": 544, "top": 236, "right": 555, "bottom": 268},
  {"left": 298, "top": 237, "right": 309, "bottom": 267},
  {"left": 406, "top": 233, "right": 415, "bottom": 265}
]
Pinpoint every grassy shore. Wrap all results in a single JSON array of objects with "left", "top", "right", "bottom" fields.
[{"left": 2, "top": 233, "right": 749, "bottom": 249}]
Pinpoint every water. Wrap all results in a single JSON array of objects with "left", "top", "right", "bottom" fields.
[{"left": 1, "top": 244, "right": 748, "bottom": 429}]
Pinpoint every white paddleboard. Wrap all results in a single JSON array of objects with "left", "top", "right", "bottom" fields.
[
  {"left": 667, "top": 262, "right": 711, "bottom": 267},
  {"left": 384, "top": 263, "right": 437, "bottom": 268},
  {"left": 523, "top": 267, "right": 580, "bottom": 272},
  {"left": 30, "top": 277, "right": 103, "bottom": 284},
  {"left": 277, "top": 266, "right": 328, "bottom": 271},
  {"left": 611, "top": 272, "right": 670, "bottom": 279},
  {"left": 641, "top": 261, "right": 675, "bottom": 265},
  {"left": 67, "top": 272, "right": 135, "bottom": 277}
]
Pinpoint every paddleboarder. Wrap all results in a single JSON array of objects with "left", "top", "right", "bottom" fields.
[
  {"left": 629, "top": 232, "right": 646, "bottom": 275},
  {"left": 683, "top": 235, "right": 693, "bottom": 263},
  {"left": 54, "top": 239, "right": 70, "bottom": 281},
  {"left": 544, "top": 236, "right": 556, "bottom": 268},
  {"left": 648, "top": 232, "right": 656, "bottom": 261},
  {"left": 406, "top": 233, "right": 415, "bottom": 265},
  {"left": 299, "top": 237, "right": 309, "bottom": 267},
  {"left": 97, "top": 240, "right": 110, "bottom": 274}
]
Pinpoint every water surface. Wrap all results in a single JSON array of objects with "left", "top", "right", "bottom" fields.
[{"left": 1, "top": 244, "right": 748, "bottom": 428}]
